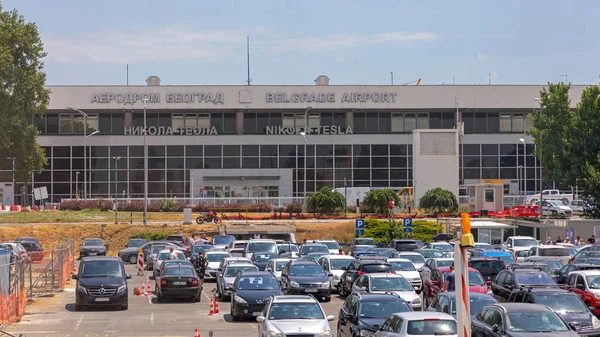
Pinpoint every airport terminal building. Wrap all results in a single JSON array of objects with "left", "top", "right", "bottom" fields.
[{"left": 0, "top": 76, "right": 587, "bottom": 205}]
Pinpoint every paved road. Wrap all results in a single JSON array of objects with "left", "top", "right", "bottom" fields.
[{"left": 6, "top": 263, "right": 346, "bottom": 337}]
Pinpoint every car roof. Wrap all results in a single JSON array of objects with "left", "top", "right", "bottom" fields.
[
  {"left": 237, "top": 271, "right": 273, "bottom": 277},
  {"left": 519, "top": 288, "right": 572, "bottom": 295},
  {"left": 81, "top": 256, "right": 121, "bottom": 262},
  {"left": 478, "top": 250, "right": 512, "bottom": 256},
  {"left": 431, "top": 258, "right": 454, "bottom": 261},
  {"left": 269, "top": 258, "right": 292, "bottom": 262},
  {"left": 512, "top": 269, "right": 547, "bottom": 274},
  {"left": 164, "top": 263, "right": 194, "bottom": 269},
  {"left": 430, "top": 242, "right": 452, "bottom": 245},
  {"left": 510, "top": 236, "right": 537, "bottom": 239},
  {"left": 488, "top": 303, "right": 553, "bottom": 312},
  {"left": 573, "top": 270, "right": 600, "bottom": 276},
  {"left": 394, "top": 312, "right": 456, "bottom": 320},
  {"left": 368, "top": 273, "right": 405, "bottom": 278},
  {"left": 83, "top": 238, "right": 103, "bottom": 241},
  {"left": 539, "top": 245, "right": 567, "bottom": 249},
  {"left": 158, "top": 249, "right": 183, "bottom": 253},
  {"left": 225, "top": 263, "right": 256, "bottom": 268},
  {"left": 326, "top": 255, "right": 355, "bottom": 260},
  {"left": 289, "top": 260, "right": 318, "bottom": 265},
  {"left": 206, "top": 251, "right": 231, "bottom": 255},
  {"left": 353, "top": 293, "right": 409, "bottom": 302},
  {"left": 438, "top": 266, "right": 477, "bottom": 272},
  {"left": 398, "top": 252, "right": 421, "bottom": 255},
  {"left": 248, "top": 239, "right": 277, "bottom": 242},
  {"left": 438, "top": 292, "right": 495, "bottom": 300},
  {"left": 386, "top": 258, "right": 415, "bottom": 263},
  {"left": 316, "top": 239, "right": 337, "bottom": 242},
  {"left": 271, "top": 295, "right": 319, "bottom": 303}
]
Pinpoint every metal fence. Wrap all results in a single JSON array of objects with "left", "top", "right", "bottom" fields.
[
  {"left": 60, "top": 197, "right": 306, "bottom": 208},
  {"left": 0, "top": 240, "right": 74, "bottom": 328}
]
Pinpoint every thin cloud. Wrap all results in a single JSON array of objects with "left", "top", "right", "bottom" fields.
[
  {"left": 485, "top": 71, "right": 499, "bottom": 83},
  {"left": 477, "top": 53, "right": 488, "bottom": 61},
  {"left": 43, "top": 27, "right": 437, "bottom": 63}
]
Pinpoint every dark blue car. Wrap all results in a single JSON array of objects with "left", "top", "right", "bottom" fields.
[{"left": 337, "top": 293, "right": 411, "bottom": 337}]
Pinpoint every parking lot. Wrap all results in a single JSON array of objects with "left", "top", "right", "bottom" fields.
[{"left": 6, "top": 263, "right": 346, "bottom": 337}]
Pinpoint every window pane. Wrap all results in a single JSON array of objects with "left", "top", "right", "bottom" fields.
[
  {"left": 482, "top": 168, "right": 499, "bottom": 179},
  {"left": 500, "top": 168, "right": 516, "bottom": 179},
  {"left": 242, "top": 157, "right": 259, "bottom": 168},
  {"left": 46, "top": 114, "right": 59, "bottom": 134},
  {"left": 463, "top": 156, "right": 480, "bottom": 168},
  {"left": 204, "top": 158, "right": 221, "bottom": 169},
  {"left": 260, "top": 145, "right": 278, "bottom": 157},
  {"left": 462, "top": 112, "right": 474, "bottom": 133},
  {"left": 372, "top": 145, "right": 388, "bottom": 156},
  {"left": 481, "top": 144, "right": 498, "bottom": 155},
  {"left": 260, "top": 157, "right": 277, "bottom": 168},
  {"left": 366, "top": 113, "right": 378, "bottom": 133},
  {"left": 244, "top": 113, "right": 257, "bottom": 134},
  {"left": 353, "top": 145, "right": 370, "bottom": 156},
  {"left": 186, "top": 158, "right": 203, "bottom": 169},
  {"left": 242, "top": 145, "right": 259, "bottom": 157},
  {"left": 463, "top": 169, "right": 480, "bottom": 179},
  {"left": 512, "top": 113, "right": 524, "bottom": 132},
  {"left": 335, "top": 145, "right": 351, "bottom": 156},
  {"left": 481, "top": 157, "right": 499, "bottom": 167},
  {"left": 391, "top": 113, "right": 404, "bottom": 132},
  {"left": 223, "top": 113, "right": 236, "bottom": 134},
  {"left": 417, "top": 113, "right": 428, "bottom": 129},
  {"left": 99, "top": 114, "right": 111, "bottom": 134},
  {"left": 353, "top": 169, "right": 370, "bottom": 180},
  {"left": 223, "top": 157, "right": 240, "bottom": 168},
  {"left": 372, "top": 169, "right": 388, "bottom": 180},
  {"left": 354, "top": 113, "right": 366, "bottom": 133},
  {"left": 474, "top": 114, "right": 486, "bottom": 132},
  {"left": 223, "top": 145, "right": 240, "bottom": 157},
  {"left": 172, "top": 114, "right": 185, "bottom": 129},
  {"left": 430, "top": 113, "right": 442, "bottom": 129},
  {"left": 334, "top": 113, "right": 346, "bottom": 127},
  {"left": 463, "top": 144, "right": 480, "bottom": 155},
  {"left": 499, "top": 114, "right": 511, "bottom": 132},
  {"left": 442, "top": 112, "right": 455, "bottom": 129},
  {"left": 379, "top": 113, "right": 391, "bottom": 132},
  {"left": 353, "top": 157, "right": 370, "bottom": 168},
  {"left": 390, "top": 157, "right": 407, "bottom": 167},
  {"left": 167, "top": 146, "right": 184, "bottom": 157},
  {"left": 148, "top": 158, "right": 165, "bottom": 169},
  {"left": 256, "top": 113, "right": 269, "bottom": 134},
  {"left": 487, "top": 112, "right": 499, "bottom": 132},
  {"left": 59, "top": 114, "right": 72, "bottom": 134},
  {"left": 500, "top": 156, "right": 517, "bottom": 167},
  {"left": 53, "top": 146, "right": 71, "bottom": 157},
  {"left": 167, "top": 158, "right": 184, "bottom": 169},
  {"left": 110, "top": 146, "right": 127, "bottom": 157},
  {"left": 148, "top": 146, "right": 165, "bottom": 157},
  {"left": 405, "top": 113, "right": 416, "bottom": 132},
  {"left": 186, "top": 145, "right": 203, "bottom": 157},
  {"left": 279, "top": 145, "right": 296, "bottom": 157},
  {"left": 391, "top": 145, "right": 407, "bottom": 155},
  {"left": 500, "top": 144, "right": 517, "bottom": 155},
  {"left": 205, "top": 145, "right": 221, "bottom": 157},
  {"left": 111, "top": 114, "right": 124, "bottom": 135},
  {"left": 372, "top": 157, "right": 389, "bottom": 167},
  {"left": 316, "top": 145, "right": 333, "bottom": 156}
]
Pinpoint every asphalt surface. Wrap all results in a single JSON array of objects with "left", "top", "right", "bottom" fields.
[{"left": 6, "top": 263, "right": 347, "bottom": 337}]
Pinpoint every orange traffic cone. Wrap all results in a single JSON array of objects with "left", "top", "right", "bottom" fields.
[
  {"left": 146, "top": 281, "right": 151, "bottom": 296},
  {"left": 208, "top": 298, "right": 214, "bottom": 315},
  {"left": 214, "top": 298, "right": 220, "bottom": 314},
  {"left": 72, "top": 263, "right": 77, "bottom": 274},
  {"left": 194, "top": 328, "right": 200, "bottom": 337}
]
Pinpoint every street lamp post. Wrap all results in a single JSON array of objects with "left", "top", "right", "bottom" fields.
[
  {"left": 534, "top": 98, "right": 544, "bottom": 219},
  {"left": 112, "top": 156, "right": 121, "bottom": 224},
  {"left": 299, "top": 107, "right": 311, "bottom": 203},
  {"left": 517, "top": 165, "right": 522, "bottom": 205},
  {"left": 344, "top": 177, "right": 347, "bottom": 219},
  {"left": 143, "top": 98, "right": 149, "bottom": 225},
  {"left": 75, "top": 171, "right": 80, "bottom": 199},
  {"left": 67, "top": 107, "right": 99, "bottom": 199}
]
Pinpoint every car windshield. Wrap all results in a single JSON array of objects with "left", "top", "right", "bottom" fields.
[
  {"left": 443, "top": 271, "right": 485, "bottom": 286},
  {"left": 514, "top": 238, "right": 539, "bottom": 247},
  {"left": 470, "top": 260, "right": 504, "bottom": 274},
  {"left": 538, "top": 260, "right": 563, "bottom": 270},
  {"left": 277, "top": 244, "right": 298, "bottom": 253},
  {"left": 80, "top": 261, "right": 123, "bottom": 278},
  {"left": 498, "top": 255, "right": 516, "bottom": 266},
  {"left": 300, "top": 245, "right": 329, "bottom": 255},
  {"left": 158, "top": 252, "right": 185, "bottom": 261},
  {"left": 506, "top": 312, "right": 569, "bottom": 332},
  {"left": 225, "top": 266, "right": 258, "bottom": 277},
  {"left": 193, "top": 245, "right": 212, "bottom": 253},
  {"left": 275, "top": 260, "right": 289, "bottom": 271},
  {"left": 359, "top": 300, "right": 411, "bottom": 318},
  {"left": 540, "top": 248, "right": 569, "bottom": 257},
  {"left": 416, "top": 250, "right": 444, "bottom": 258},
  {"left": 432, "top": 244, "right": 453, "bottom": 252},
  {"left": 268, "top": 303, "right": 324, "bottom": 320},
  {"left": 436, "top": 260, "right": 454, "bottom": 268},
  {"left": 400, "top": 254, "right": 426, "bottom": 264},
  {"left": 371, "top": 277, "right": 414, "bottom": 291},
  {"left": 207, "top": 253, "right": 230, "bottom": 262},
  {"left": 535, "top": 294, "right": 587, "bottom": 313},
  {"left": 354, "top": 238, "right": 375, "bottom": 246},
  {"left": 289, "top": 264, "right": 325, "bottom": 276},
  {"left": 320, "top": 241, "right": 340, "bottom": 250},
  {"left": 331, "top": 259, "right": 353, "bottom": 270},
  {"left": 515, "top": 264, "right": 552, "bottom": 274},
  {"left": 515, "top": 272, "right": 556, "bottom": 285},
  {"left": 363, "top": 264, "right": 392, "bottom": 273},
  {"left": 586, "top": 275, "right": 600, "bottom": 289},
  {"left": 213, "top": 236, "right": 235, "bottom": 245},
  {"left": 476, "top": 244, "right": 493, "bottom": 250},
  {"left": 83, "top": 239, "right": 103, "bottom": 246},
  {"left": 237, "top": 275, "right": 279, "bottom": 290},
  {"left": 151, "top": 245, "right": 168, "bottom": 254},
  {"left": 164, "top": 267, "right": 195, "bottom": 277},
  {"left": 586, "top": 258, "right": 600, "bottom": 265},
  {"left": 390, "top": 261, "right": 416, "bottom": 271},
  {"left": 406, "top": 319, "right": 457, "bottom": 335},
  {"left": 451, "top": 297, "right": 497, "bottom": 315},
  {"left": 128, "top": 239, "right": 145, "bottom": 247},
  {"left": 247, "top": 242, "right": 277, "bottom": 254},
  {"left": 307, "top": 254, "right": 326, "bottom": 262},
  {"left": 253, "top": 253, "right": 279, "bottom": 262},
  {"left": 515, "top": 251, "right": 529, "bottom": 257},
  {"left": 548, "top": 200, "right": 564, "bottom": 206}
]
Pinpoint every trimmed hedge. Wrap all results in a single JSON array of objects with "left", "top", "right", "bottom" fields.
[
  {"left": 130, "top": 231, "right": 174, "bottom": 242},
  {"left": 59, "top": 199, "right": 184, "bottom": 212},
  {"left": 363, "top": 218, "right": 437, "bottom": 243},
  {"left": 192, "top": 203, "right": 272, "bottom": 213}
]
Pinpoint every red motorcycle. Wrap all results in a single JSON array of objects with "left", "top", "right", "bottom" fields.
[{"left": 196, "top": 212, "right": 221, "bottom": 224}]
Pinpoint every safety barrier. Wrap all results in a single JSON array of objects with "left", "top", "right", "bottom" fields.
[{"left": 0, "top": 240, "right": 73, "bottom": 327}]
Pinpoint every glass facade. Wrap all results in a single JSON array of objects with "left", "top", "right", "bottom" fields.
[{"left": 4, "top": 108, "right": 549, "bottom": 203}]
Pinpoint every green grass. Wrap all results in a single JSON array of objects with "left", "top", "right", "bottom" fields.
[{"left": 0, "top": 209, "right": 116, "bottom": 223}]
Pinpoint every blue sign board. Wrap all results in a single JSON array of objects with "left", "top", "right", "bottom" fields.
[
  {"left": 403, "top": 227, "right": 413, "bottom": 233},
  {"left": 356, "top": 229, "right": 365, "bottom": 235},
  {"left": 355, "top": 219, "right": 365, "bottom": 228},
  {"left": 403, "top": 218, "right": 413, "bottom": 227}
]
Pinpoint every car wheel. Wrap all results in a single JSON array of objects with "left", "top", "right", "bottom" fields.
[
  {"left": 552, "top": 210, "right": 558, "bottom": 215},
  {"left": 157, "top": 295, "right": 163, "bottom": 303},
  {"left": 75, "top": 304, "right": 83, "bottom": 311},
  {"left": 324, "top": 295, "right": 331, "bottom": 302},
  {"left": 128, "top": 255, "right": 137, "bottom": 264},
  {"left": 121, "top": 304, "right": 128, "bottom": 310}
]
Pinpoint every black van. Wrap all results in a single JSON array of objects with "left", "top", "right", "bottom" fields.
[{"left": 72, "top": 256, "right": 131, "bottom": 310}]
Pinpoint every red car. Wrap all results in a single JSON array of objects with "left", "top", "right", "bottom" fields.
[{"left": 423, "top": 266, "right": 492, "bottom": 306}]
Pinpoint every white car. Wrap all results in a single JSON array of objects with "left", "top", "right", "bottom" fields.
[
  {"left": 569, "top": 200, "right": 586, "bottom": 214},
  {"left": 420, "top": 258, "right": 454, "bottom": 282},
  {"left": 204, "top": 251, "right": 232, "bottom": 280},
  {"left": 534, "top": 200, "right": 573, "bottom": 216},
  {"left": 152, "top": 249, "right": 186, "bottom": 277},
  {"left": 217, "top": 262, "right": 258, "bottom": 300},
  {"left": 474, "top": 242, "right": 494, "bottom": 250},
  {"left": 316, "top": 239, "right": 341, "bottom": 255},
  {"left": 372, "top": 311, "right": 457, "bottom": 337},
  {"left": 397, "top": 252, "right": 426, "bottom": 270},
  {"left": 256, "top": 295, "right": 334, "bottom": 337},
  {"left": 524, "top": 244, "right": 571, "bottom": 265},
  {"left": 509, "top": 247, "right": 530, "bottom": 262},
  {"left": 501, "top": 236, "right": 539, "bottom": 251},
  {"left": 317, "top": 255, "right": 355, "bottom": 292},
  {"left": 243, "top": 239, "right": 278, "bottom": 260},
  {"left": 352, "top": 273, "right": 422, "bottom": 311},
  {"left": 265, "top": 258, "right": 291, "bottom": 280},
  {"left": 225, "top": 240, "right": 247, "bottom": 253},
  {"left": 423, "top": 242, "right": 454, "bottom": 253},
  {"left": 387, "top": 258, "right": 423, "bottom": 292}
]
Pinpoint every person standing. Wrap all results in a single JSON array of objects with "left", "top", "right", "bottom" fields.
[
  {"left": 544, "top": 237, "right": 552, "bottom": 244},
  {"left": 195, "top": 251, "right": 208, "bottom": 287},
  {"left": 589, "top": 235, "right": 597, "bottom": 244},
  {"left": 168, "top": 247, "right": 178, "bottom": 260},
  {"left": 556, "top": 236, "right": 563, "bottom": 243},
  {"left": 443, "top": 265, "right": 455, "bottom": 292}
]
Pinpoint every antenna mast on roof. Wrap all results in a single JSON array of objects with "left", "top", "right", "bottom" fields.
[
  {"left": 246, "top": 36, "right": 251, "bottom": 86},
  {"left": 127, "top": 64, "right": 129, "bottom": 86}
]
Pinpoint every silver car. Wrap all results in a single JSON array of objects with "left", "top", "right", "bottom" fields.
[
  {"left": 317, "top": 255, "right": 355, "bottom": 292},
  {"left": 372, "top": 312, "right": 457, "bottom": 337},
  {"left": 265, "top": 258, "right": 291, "bottom": 281},
  {"left": 217, "top": 262, "right": 259, "bottom": 301},
  {"left": 256, "top": 295, "right": 334, "bottom": 337}
]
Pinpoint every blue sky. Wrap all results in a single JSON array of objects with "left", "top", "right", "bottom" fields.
[{"left": 3, "top": 0, "right": 599, "bottom": 85}]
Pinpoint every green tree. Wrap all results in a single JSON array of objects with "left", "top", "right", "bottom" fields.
[
  {"left": 306, "top": 187, "right": 345, "bottom": 215},
  {"left": 0, "top": 5, "right": 50, "bottom": 183},
  {"left": 419, "top": 187, "right": 458, "bottom": 215},
  {"left": 362, "top": 188, "right": 401, "bottom": 216}
]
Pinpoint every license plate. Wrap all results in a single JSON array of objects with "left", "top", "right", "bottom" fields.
[
  {"left": 305, "top": 288, "right": 318, "bottom": 293},
  {"left": 173, "top": 281, "right": 186, "bottom": 285},
  {"left": 252, "top": 312, "right": 261, "bottom": 316},
  {"left": 89, "top": 252, "right": 97, "bottom": 256},
  {"left": 94, "top": 298, "right": 109, "bottom": 302}
]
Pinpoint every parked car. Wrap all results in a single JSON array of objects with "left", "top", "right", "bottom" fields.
[
  {"left": 507, "top": 288, "right": 600, "bottom": 333},
  {"left": 265, "top": 258, "right": 292, "bottom": 281},
  {"left": 351, "top": 237, "right": 376, "bottom": 251},
  {"left": 230, "top": 271, "right": 282, "bottom": 321},
  {"left": 226, "top": 240, "right": 248, "bottom": 253},
  {"left": 508, "top": 262, "right": 554, "bottom": 277},
  {"left": 372, "top": 312, "right": 457, "bottom": 337},
  {"left": 251, "top": 252, "right": 279, "bottom": 270},
  {"left": 72, "top": 256, "right": 131, "bottom": 310},
  {"left": 276, "top": 243, "right": 299, "bottom": 256},
  {"left": 211, "top": 234, "right": 236, "bottom": 250},
  {"left": 427, "top": 292, "right": 497, "bottom": 319},
  {"left": 396, "top": 252, "right": 426, "bottom": 270},
  {"left": 337, "top": 293, "right": 412, "bottom": 337},
  {"left": 501, "top": 236, "right": 539, "bottom": 251},
  {"left": 1, "top": 242, "right": 27, "bottom": 262},
  {"left": 280, "top": 260, "right": 332, "bottom": 302},
  {"left": 556, "top": 263, "right": 600, "bottom": 285},
  {"left": 155, "top": 264, "right": 200, "bottom": 303},
  {"left": 420, "top": 258, "right": 454, "bottom": 281},
  {"left": 216, "top": 262, "right": 259, "bottom": 301},
  {"left": 373, "top": 248, "right": 400, "bottom": 259},
  {"left": 17, "top": 241, "right": 44, "bottom": 262},
  {"left": 79, "top": 238, "right": 107, "bottom": 259},
  {"left": 387, "top": 258, "right": 423, "bottom": 292},
  {"left": 317, "top": 255, "right": 355, "bottom": 293},
  {"left": 414, "top": 249, "right": 444, "bottom": 259},
  {"left": 470, "top": 249, "right": 516, "bottom": 267},
  {"left": 570, "top": 200, "right": 586, "bottom": 214},
  {"left": 339, "top": 259, "right": 393, "bottom": 297},
  {"left": 125, "top": 238, "right": 147, "bottom": 248},
  {"left": 306, "top": 252, "right": 329, "bottom": 262},
  {"left": 316, "top": 239, "right": 341, "bottom": 255},
  {"left": 204, "top": 251, "right": 232, "bottom": 280},
  {"left": 154, "top": 259, "right": 193, "bottom": 283},
  {"left": 256, "top": 295, "right": 334, "bottom": 336},
  {"left": 152, "top": 249, "right": 186, "bottom": 278},
  {"left": 164, "top": 234, "right": 190, "bottom": 245},
  {"left": 15, "top": 237, "right": 40, "bottom": 244},
  {"left": 423, "top": 242, "right": 454, "bottom": 253},
  {"left": 352, "top": 273, "right": 422, "bottom": 310},
  {"left": 243, "top": 239, "right": 278, "bottom": 260},
  {"left": 389, "top": 239, "right": 420, "bottom": 252},
  {"left": 534, "top": 200, "right": 573, "bottom": 216},
  {"left": 565, "top": 270, "right": 600, "bottom": 315},
  {"left": 524, "top": 245, "right": 571, "bottom": 265},
  {"left": 490, "top": 269, "right": 558, "bottom": 302},
  {"left": 424, "top": 266, "right": 491, "bottom": 306},
  {"left": 469, "top": 257, "right": 505, "bottom": 282},
  {"left": 474, "top": 242, "right": 494, "bottom": 250},
  {"left": 471, "top": 303, "right": 579, "bottom": 337},
  {"left": 299, "top": 244, "right": 330, "bottom": 259}
]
